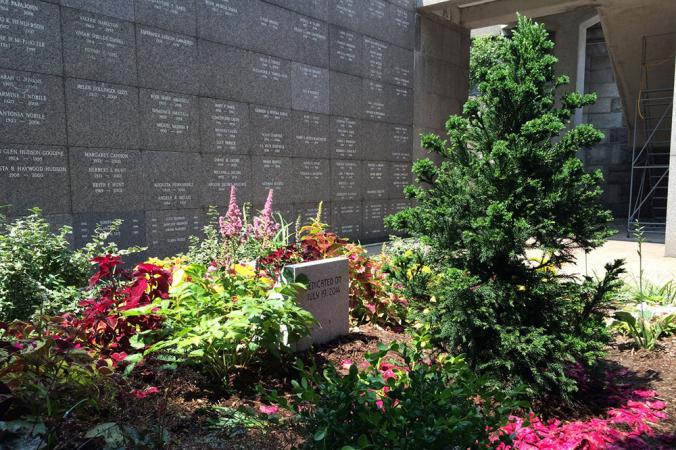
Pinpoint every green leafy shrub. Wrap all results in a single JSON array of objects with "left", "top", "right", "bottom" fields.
[
  {"left": 386, "top": 16, "right": 624, "bottom": 399},
  {"left": 0, "top": 209, "right": 144, "bottom": 322},
  {"left": 0, "top": 209, "right": 90, "bottom": 321},
  {"left": 380, "top": 238, "right": 435, "bottom": 308},
  {"left": 127, "top": 263, "right": 315, "bottom": 383},
  {"left": 270, "top": 332, "right": 520, "bottom": 449}
]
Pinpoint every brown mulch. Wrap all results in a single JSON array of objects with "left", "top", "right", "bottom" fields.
[
  {"left": 604, "top": 334, "right": 676, "bottom": 435},
  {"left": 62, "top": 325, "right": 407, "bottom": 450},
  {"left": 53, "top": 328, "right": 674, "bottom": 449}
]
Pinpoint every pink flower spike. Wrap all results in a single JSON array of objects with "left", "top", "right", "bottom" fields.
[
  {"left": 252, "top": 189, "right": 280, "bottom": 239},
  {"left": 219, "top": 186, "right": 243, "bottom": 239},
  {"left": 259, "top": 404, "right": 279, "bottom": 415}
]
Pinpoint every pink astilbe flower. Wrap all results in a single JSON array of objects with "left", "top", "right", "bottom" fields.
[
  {"left": 219, "top": 185, "right": 243, "bottom": 239},
  {"left": 251, "top": 189, "right": 280, "bottom": 239}
]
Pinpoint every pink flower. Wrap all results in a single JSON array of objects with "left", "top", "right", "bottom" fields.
[
  {"left": 219, "top": 186, "right": 243, "bottom": 239},
  {"left": 251, "top": 189, "right": 280, "bottom": 240},
  {"left": 259, "top": 404, "right": 279, "bottom": 415},
  {"left": 131, "top": 386, "right": 160, "bottom": 399},
  {"left": 341, "top": 359, "right": 354, "bottom": 369}
]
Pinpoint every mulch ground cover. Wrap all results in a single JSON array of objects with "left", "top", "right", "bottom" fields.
[{"left": 55, "top": 328, "right": 674, "bottom": 449}]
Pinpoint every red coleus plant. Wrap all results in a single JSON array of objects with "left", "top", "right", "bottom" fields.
[
  {"left": 61, "top": 256, "right": 171, "bottom": 361},
  {"left": 258, "top": 219, "right": 407, "bottom": 329},
  {"left": 494, "top": 366, "right": 673, "bottom": 450}
]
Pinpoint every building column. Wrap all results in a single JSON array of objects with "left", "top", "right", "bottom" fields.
[{"left": 665, "top": 59, "right": 676, "bottom": 257}]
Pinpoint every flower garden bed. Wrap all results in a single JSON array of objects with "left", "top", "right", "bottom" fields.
[{"left": 1, "top": 15, "right": 675, "bottom": 450}]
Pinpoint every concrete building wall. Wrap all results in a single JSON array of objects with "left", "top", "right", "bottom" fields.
[
  {"left": 583, "top": 23, "right": 631, "bottom": 217},
  {"left": 539, "top": 12, "right": 631, "bottom": 218},
  {"left": 413, "top": 14, "right": 470, "bottom": 163}
]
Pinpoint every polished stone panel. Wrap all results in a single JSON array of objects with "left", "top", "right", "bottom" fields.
[
  {"left": 140, "top": 89, "right": 199, "bottom": 152},
  {"left": 330, "top": 71, "right": 361, "bottom": 118},
  {"left": 200, "top": 98, "right": 250, "bottom": 154},
  {"left": 291, "top": 111, "right": 330, "bottom": 158},
  {"left": 0, "top": 144, "right": 69, "bottom": 215},
  {"left": 267, "top": 0, "right": 329, "bottom": 21},
  {"left": 198, "top": 40, "right": 249, "bottom": 101},
  {"left": 250, "top": 105, "right": 292, "bottom": 156},
  {"left": 69, "top": 147, "right": 144, "bottom": 212},
  {"left": 251, "top": 155, "right": 293, "bottom": 202},
  {"left": 331, "top": 200, "right": 362, "bottom": 240},
  {"left": 202, "top": 153, "right": 251, "bottom": 205},
  {"left": 61, "top": 0, "right": 135, "bottom": 21},
  {"left": 291, "top": 63, "right": 329, "bottom": 113},
  {"left": 291, "top": 13, "right": 329, "bottom": 67},
  {"left": 390, "top": 162, "right": 412, "bottom": 198},
  {"left": 0, "top": 0, "right": 62, "bottom": 75},
  {"left": 363, "top": 200, "right": 388, "bottom": 240},
  {"left": 329, "top": 25, "right": 361, "bottom": 76},
  {"left": 364, "top": 160, "right": 388, "bottom": 199},
  {"left": 0, "top": 69, "right": 66, "bottom": 145},
  {"left": 62, "top": 9, "right": 136, "bottom": 84},
  {"left": 293, "top": 157, "right": 330, "bottom": 202},
  {"left": 330, "top": 116, "right": 361, "bottom": 159},
  {"left": 72, "top": 211, "right": 145, "bottom": 250},
  {"left": 248, "top": 52, "right": 292, "bottom": 107},
  {"left": 331, "top": 159, "right": 362, "bottom": 201},
  {"left": 142, "top": 151, "right": 202, "bottom": 210},
  {"left": 146, "top": 209, "right": 204, "bottom": 256},
  {"left": 65, "top": 78, "right": 139, "bottom": 148},
  {"left": 137, "top": 26, "right": 198, "bottom": 94},
  {"left": 135, "top": 0, "right": 197, "bottom": 36}
]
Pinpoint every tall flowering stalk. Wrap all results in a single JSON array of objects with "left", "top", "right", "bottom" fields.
[
  {"left": 219, "top": 186, "right": 243, "bottom": 240},
  {"left": 251, "top": 189, "right": 279, "bottom": 240}
]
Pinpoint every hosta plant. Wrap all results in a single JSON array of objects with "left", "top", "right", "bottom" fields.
[
  {"left": 609, "top": 307, "right": 676, "bottom": 350},
  {"left": 126, "top": 263, "right": 315, "bottom": 383}
]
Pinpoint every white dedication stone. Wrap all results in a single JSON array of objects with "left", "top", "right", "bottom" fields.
[{"left": 286, "top": 256, "right": 349, "bottom": 349}]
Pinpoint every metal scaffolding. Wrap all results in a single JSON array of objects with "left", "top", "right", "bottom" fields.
[{"left": 627, "top": 32, "right": 674, "bottom": 234}]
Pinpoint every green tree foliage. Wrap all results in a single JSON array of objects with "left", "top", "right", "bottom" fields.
[{"left": 386, "top": 16, "right": 623, "bottom": 399}]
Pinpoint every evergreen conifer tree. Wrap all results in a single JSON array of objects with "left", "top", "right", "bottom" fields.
[{"left": 386, "top": 16, "right": 623, "bottom": 399}]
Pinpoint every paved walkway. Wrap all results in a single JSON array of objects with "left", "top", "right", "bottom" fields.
[
  {"left": 364, "top": 233, "right": 676, "bottom": 287},
  {"left": 563, "top": 239, "right": 676, "bottom": 285}
]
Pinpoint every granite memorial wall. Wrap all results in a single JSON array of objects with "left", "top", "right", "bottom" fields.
[{"left": 0, "top": 0, "right": 461, "bottom": 256}]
